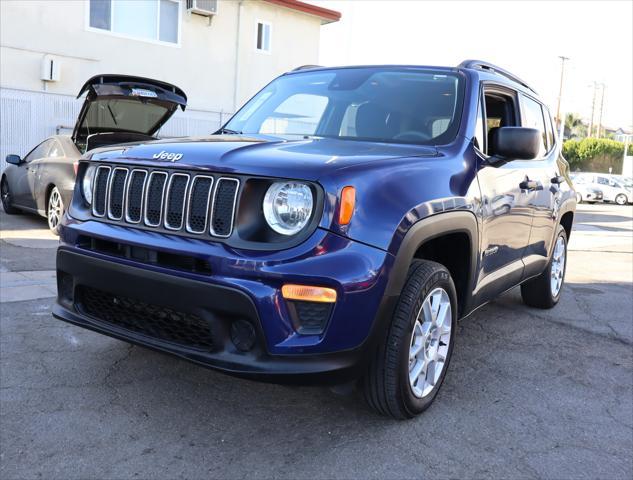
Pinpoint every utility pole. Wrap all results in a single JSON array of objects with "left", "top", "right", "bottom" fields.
[
  {"left": 597, "top": 83, "right": 606, "bottom": 138},
  {"left": 555, "top": 56, "right": 569, "bottom": 128},
  {"left": 588, "top": 81, "right": 598, "bottom": 138}
]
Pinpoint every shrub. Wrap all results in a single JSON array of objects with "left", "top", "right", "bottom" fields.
[{"left": 562, "top": 138, "right": 625, "bottom": 173}]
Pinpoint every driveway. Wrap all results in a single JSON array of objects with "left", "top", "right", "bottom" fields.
[{"left": 1, "top": 204, "right": 632, "bottom": 479}]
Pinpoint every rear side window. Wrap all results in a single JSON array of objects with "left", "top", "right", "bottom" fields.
[
  {"left": 520, "top": 95, "right": 547, "bottom": 157},
  {"left": 48, "top": 141, "right": 64, "bottom": 158}
]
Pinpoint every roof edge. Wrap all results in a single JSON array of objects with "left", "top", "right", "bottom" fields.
[{"left": 262, "top": 0, "right": 341, "bottom": 24}]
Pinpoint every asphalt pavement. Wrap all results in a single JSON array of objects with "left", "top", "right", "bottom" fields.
[{"left": 1, "top": 203, "right": 632, "bottom": 479}]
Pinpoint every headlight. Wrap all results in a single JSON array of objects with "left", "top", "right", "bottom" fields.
[
  {"left": 81, "top": 164, "right": 96, "bottom": 205},
  {"left": 263, "top": 182, "right": 314, "bottom": 235}
]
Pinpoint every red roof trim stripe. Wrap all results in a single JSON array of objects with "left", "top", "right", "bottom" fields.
[{"left": 262, "top": 0, "right": 341, "bottom": 24}]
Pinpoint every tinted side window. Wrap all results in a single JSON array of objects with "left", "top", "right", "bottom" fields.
[
  {"left": 23, "top": 140, "right": 52, "bottom": 162},
  {"left": 483, "top": 89, "right": 518, "bottom": 156},
  {"left": 597, "top": 177, "right": 610, "bottom": 185},
  {"left": 48, "top": 140, "right": 64, "bottom": 158},
  {"left": 520, "top": 95, "right": 547, "bottom": 157}
]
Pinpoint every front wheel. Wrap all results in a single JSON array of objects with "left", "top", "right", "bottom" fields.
[
  {"left": 615, "top": 194, "right": 628, "bottom": 206},
  {"left": 521, "top": 225, "right": 568, "bottom": 309},
  {"left": 1, "top": 177, "right": 20, "bottom": 214},
  {"left": 47, "top": 186, "right": 64, "bottom": 235},
  {"left": 575, "top": 192, "right": 583, "bottom": 204},
  {"left": 363, "top": 260, "right": 457, "bottom": 419}
]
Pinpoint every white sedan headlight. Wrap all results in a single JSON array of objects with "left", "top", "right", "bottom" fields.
[
  {"left": 263, "top": 182, "right": 314, "bottom": 235},
  {"left": 81, "top": 164, "right": 96, "bottom": 205}
]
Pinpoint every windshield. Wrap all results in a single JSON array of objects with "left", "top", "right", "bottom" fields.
[{"left": 224, "top": 67, "right": 464, "bottom": 145}]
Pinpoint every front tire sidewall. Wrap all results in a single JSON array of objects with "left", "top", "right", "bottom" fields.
[
  {"left": 1, "top": 178, "right": 19, "bottom": 214},
  {"left": 547, "top": 226, "right": 568, "bottom": 305},
  {"left": 397, "top": 267, "right": 457, "bottom": 416}
]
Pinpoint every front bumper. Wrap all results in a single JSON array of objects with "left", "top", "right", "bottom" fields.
[{"left": 53, "top": 219, "right": 396, "bottom": 381}]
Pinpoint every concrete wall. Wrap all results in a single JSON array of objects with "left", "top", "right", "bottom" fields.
[{"left": 0, "top": 0, "right": 322, "bottom": 112}]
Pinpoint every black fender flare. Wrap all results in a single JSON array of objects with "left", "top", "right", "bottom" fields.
[{"left": 384, "top": 210, "right": 479, "bottom": 305}]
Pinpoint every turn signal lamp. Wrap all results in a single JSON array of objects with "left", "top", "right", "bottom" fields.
[
  {"left": 338, "top": 186, "right": 356, "bottom": 225},
  {"left": 281, "top": 284, "right": 337, "bottom": 303}
]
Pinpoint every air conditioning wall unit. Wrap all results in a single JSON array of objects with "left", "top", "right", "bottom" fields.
[
  {"left": 186, "top": 0, "right": 218, "bottom": 17},
  {"left": 41, "top": 55, "right": 61, "bottom": 82}
]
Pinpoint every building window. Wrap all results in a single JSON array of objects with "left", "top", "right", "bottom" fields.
[
  {"left": 256, "top": 21, "right": 271, "bottom": 52},
  {"left": 88, "top": 0, "right": 180, "bottom": 45}
]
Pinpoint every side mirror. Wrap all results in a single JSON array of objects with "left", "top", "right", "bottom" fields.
[
  {"left": 489, "top": 127, "right": 541, "bottom": 161},
  {"left": 5, "top": 154, "right": 22, "bottom": 165}
]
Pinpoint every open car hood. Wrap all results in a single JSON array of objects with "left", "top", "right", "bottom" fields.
[{"left": 72, "top": 74, "right": 187, "bottom": 151}]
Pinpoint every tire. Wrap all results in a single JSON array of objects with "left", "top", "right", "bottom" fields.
[
  {"left": 521, "top": 225, "right": 568, "bottom": 309},
  {"left": 47, "top": 186, "right": 63, "bottom": 235},
  {"left": 363, "top": 260, "right": 457, "bottom": 419},
  {"left": 575, "top": 192, "right": 583, "bottom": 204},
  {"left": 1, "top": 177, "right": 20, "bottom": 214},
  {"left": 615, "top": 194, "right": 628, "bottom": 206}
]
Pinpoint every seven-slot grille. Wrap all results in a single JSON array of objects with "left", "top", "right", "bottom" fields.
[{"left": 91, "top": 166, "right": 239, "bottom": 238}]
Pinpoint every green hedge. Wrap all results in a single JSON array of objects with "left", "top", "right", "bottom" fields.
[{"left": 563, "top": 138, "right": 625, "bottom": 173}]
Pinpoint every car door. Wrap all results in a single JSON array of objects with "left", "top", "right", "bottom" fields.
[
  {"left": 518, "top": 96, "right": 559, "bottom": 279},
  {"left": 473, "top": 85, "right": 534, "bottom": 305},
  {"left": 12, "top": 140, "right": 52, "bottom": 210},
  {"left": 595, "top": 175, "right": 617, "bottom": 201}
]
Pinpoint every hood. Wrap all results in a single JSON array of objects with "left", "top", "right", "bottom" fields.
[
  {"left": 88, "top": 135, "right": 439, "bottom": 181},
  {"left": 72, "top": 74, "right": 187, "bottom": 148}
]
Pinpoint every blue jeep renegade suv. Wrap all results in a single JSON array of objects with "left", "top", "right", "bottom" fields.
[{"left": 53, "top": 61, "right": 576, "bottom": 418}]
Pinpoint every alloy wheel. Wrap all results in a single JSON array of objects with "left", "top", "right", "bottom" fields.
[
  {"left": 48, "top": 188, "right": 62, "bottom": 230},
  {"left": 615, "top": 194, "right": 627, "bottom": 206},
  {"left": 550, "top": 235, "right": 566, "bottom": 296},
  {"left": 1, "top": 179, "right": 10, "bottom": 206},
  {"left": 408, "top": 287, "right": 452, "bottom": 398}
]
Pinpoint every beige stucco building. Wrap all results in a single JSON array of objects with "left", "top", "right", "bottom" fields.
[{"left": 0, "top": 0, "right": 339, "bottom": 165}]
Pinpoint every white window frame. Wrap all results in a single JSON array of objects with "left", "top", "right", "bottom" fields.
[
  {"left": 85, "top": 0, "right": 182, "bottom": 48},
  {"left": 255, "top": 20, "right": 272, "bottom": 54}
]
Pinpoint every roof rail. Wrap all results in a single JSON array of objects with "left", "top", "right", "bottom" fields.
[
  {"left": 292, "top": 65, "right": 322, "bottom": 71},
  {"left": 458, "top": 59, "right": 537, "bottom": 94}
]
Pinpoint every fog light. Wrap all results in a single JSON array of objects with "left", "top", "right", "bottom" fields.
[{"left": 230, "top": 319, "right": 256, "bottom": 352}]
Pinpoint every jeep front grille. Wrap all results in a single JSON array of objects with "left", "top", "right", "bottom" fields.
[{"left": 92, "top": 166, "right": 239, "bottom": 238}]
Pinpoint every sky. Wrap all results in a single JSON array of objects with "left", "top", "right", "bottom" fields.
[{"left": 318, "top": 0, "right": 633, "bottom": 130}]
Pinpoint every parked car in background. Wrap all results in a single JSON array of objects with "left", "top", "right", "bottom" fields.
[
  {"left": 53, "top": 61, "right": 576, "bottom": 419},
  {"left": 572, "top": 182, "right": 603, "bottom": 204},
  {"left": 1, "top": 75, "right": 187, "bottom": 233},
  {"left": 572, "top": 173, "right": 632, "bottom": 205}
]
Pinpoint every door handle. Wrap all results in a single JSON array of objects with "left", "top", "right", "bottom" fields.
[
  {"left": 551, "top": 175, "right": 565, "bottom": 184},
  {"left": 519, "top": 180, "right": 541, "bottom": 191}
]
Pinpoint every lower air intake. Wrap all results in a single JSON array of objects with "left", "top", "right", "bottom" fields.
[{"left": 76, "top": 286, "right": 216, "bottom": 351}]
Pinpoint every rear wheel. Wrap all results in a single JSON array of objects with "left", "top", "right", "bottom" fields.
[
  {"left": 521, "top": 225, "right": 567, "bottom": 309},
  {"left": 1, "top": 177, "right": 20, "bottom": 214},
  {"left": 363, "top": 260, "right": 457, "bottom": 419},
  {"left": 47, "top": 186, "right": 63, "bottom": 235},
  {"left": 615, "top": 194, "right": 628, "bottom": 206}
]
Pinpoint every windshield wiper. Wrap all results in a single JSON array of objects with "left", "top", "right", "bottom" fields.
[{"left": 216, "top": 127, "right": 242, "bottom": 135}]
